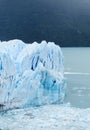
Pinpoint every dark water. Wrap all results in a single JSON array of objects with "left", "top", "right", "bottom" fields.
[
  {"left": 62, "top": 48, "right": 90, "bottom": 108},
  {"left": 0, "top": 0, "right": 90, "bottom": 46}
]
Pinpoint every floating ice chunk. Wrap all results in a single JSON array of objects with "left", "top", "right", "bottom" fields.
[{"left": 0, "top": 40, "right": 66, "bottom": 110}]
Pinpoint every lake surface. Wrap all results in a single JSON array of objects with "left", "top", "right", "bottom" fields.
[{"left": 62, "top": 47, "right": 90, "bottom": 108}]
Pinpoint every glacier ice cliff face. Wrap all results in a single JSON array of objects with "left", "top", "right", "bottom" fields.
[{"left": 0, "top": 40, "right": 66, "bottom": 110}]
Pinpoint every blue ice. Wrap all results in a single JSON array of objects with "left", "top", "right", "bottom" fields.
[{"left": 0, "top": 40, "right": 66, "bottom": 110}]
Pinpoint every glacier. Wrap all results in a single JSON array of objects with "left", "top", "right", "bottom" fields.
[{"left": 0, "top": 40, "right": 66, "bottom": 110}]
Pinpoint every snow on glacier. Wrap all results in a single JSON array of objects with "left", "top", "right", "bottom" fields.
[{"left": 0, "top": 40, "right": 66, "bottom": 110}]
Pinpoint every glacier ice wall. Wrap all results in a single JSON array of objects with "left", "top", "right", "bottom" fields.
[{"left": 0, "top": 40, "right": 66, "bottom": 110}]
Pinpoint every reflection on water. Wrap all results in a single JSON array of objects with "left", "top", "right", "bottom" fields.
[{"left": 62, "top": 48, "right": 90, "bottom": 108}]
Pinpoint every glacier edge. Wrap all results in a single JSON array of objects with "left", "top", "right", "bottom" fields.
[{"left": 0, "top": 40, "right": 66, "bottom": 110}]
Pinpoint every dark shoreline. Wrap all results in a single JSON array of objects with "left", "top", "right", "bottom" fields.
[{"left": 0, "top": 0, "right": 90, "bottom": 47}]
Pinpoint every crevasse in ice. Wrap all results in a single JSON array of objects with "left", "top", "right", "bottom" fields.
[{"left": 0, "top": 40, "right": 66, "bottom": 110}]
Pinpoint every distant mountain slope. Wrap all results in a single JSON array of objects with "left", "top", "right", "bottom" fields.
[{"left": 0, "top": 0, "right": 90, "bottom": 46}]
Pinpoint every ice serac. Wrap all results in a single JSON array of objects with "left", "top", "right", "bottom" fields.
[{"left": 0, "top": 40, "right": 66, "bottom": 110}]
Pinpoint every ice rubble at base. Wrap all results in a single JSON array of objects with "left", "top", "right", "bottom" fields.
[
  {"left": 0, "top": 40, "right": 66, "bottom": 109},
  {"left": 0, "top": 105, "right": 90, "bottom": 130}
]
